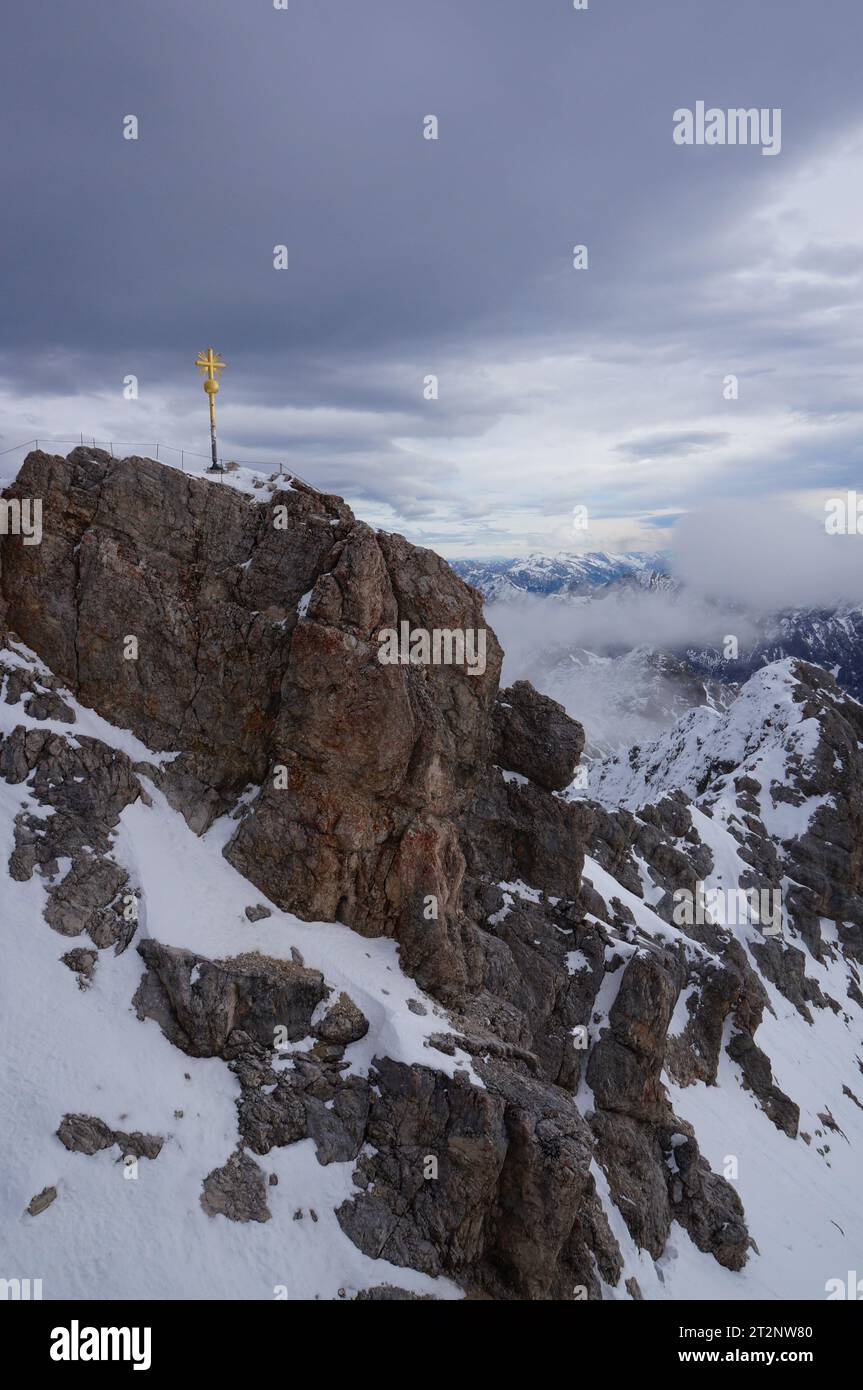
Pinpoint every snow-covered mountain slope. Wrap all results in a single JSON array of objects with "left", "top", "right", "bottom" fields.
[
  {"left": 576, "top": 851, "right": 863, "bottom": 1301},
  {"left": 564, "top": 657, "right": 863, "bottom": 1297},
  {"left": 585, "top": 660, "right": 822, "bottom": 813},
  {"left": 5, "top": 639, "right": 861, "bottom": 1301}
]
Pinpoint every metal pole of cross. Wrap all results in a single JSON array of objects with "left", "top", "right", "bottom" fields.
[{"left": 195, "top": 347, "right": 227, "bottom": 472}]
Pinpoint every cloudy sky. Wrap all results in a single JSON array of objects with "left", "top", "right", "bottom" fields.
[{"left": 2, "top": 0, "right": 861, "bottom": 557}]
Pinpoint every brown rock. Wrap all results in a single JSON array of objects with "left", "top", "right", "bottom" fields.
[
  {"left": 61, "top": 946, "right": 98, "bottom": 988},
  {"left": 493, "top": 681, "right": 585, "bottom": 791}
]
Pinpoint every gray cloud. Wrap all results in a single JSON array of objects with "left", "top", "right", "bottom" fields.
[
  {"left": 671, "top": 500, "right": 863, "bottom": 611},
  {"left": 617, "top": 431, "right": 731, "bottom": 460}
]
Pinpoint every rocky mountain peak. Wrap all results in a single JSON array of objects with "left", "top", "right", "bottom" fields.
[{"left": 1, "top": 449, "right": 861, "bottom": 1302}]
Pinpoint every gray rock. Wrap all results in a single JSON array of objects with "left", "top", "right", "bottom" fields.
[
  {"left": 336, "top": 1055, "right": 613, "bottom": 1300},
  {"left": 133, "top": 940, "right": 326, "bottom": 1057},
  {"left": 25, "top": 691, "right": 76, "bottom": 723},
  {"left": 44, "top": 855, "right": 129, "bottom": 941},
  {"left": 664, "top": 1130, "right": 750, "bottom": 1271},
  {"left": 726, "top": 1029, "right": 800, "bottom": 1137},
  {"left": 200, "top": 1149, "right": 271, "bottom": 1223},
  {"left": 312, "top": 991, "right": 369, "bottom": 1045},
  {"left": 27, "top": 1185, "right": 58, "bottom": 1216},
  {"left": 57, "top": 1113, "right": 163, "bottom": 1161},
  {"left": 354, "top": 1285, "right": 435, "bottom": 1301},
  {"left": 244, "top": 903, "right": 272, "bottom": 922}
]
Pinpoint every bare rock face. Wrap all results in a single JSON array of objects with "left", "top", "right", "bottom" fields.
[
  {"left": 336, "top": 1058, "right": 509, "bottom": 1281},
  {"left": 726, "top": 1030, "right": 800, "bottom": 1138},
  {"left": 335, "top": 1055, "right": 620, "bottom": 1300},
  {"left": 589, "top": 1110, "right": 673, "bottom": 1258},
  {"left": 662, "top": 1130, "right": 749, "bottom": 1271},
  {"left": 224, "top": 522, "right": 503, "bottom": 999},
  {"left": 237, "top": 1051, "right": 371, "bottom": 1165},
  {"left": 1, "top": 449, "right": 351, "bottom": 795},
  {"left": 588, "top": 950, "right": 680, "bottom": 1125},
  {"left": 2, "top": 450, "right": 505, "bottom": 1003},
  {"left": 460, "top": 768, "right": 590, "bottom": 902}
]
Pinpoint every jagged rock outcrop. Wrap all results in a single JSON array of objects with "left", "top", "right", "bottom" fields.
[
  {"left": 0, "top": 722, "right": 142, "bottom": 951},
  {"left": 461, "top": 768, "right": 590, "bottom": 902},
  {"left": 493, "top": 680, "right": 584, "bottom": 791},
  {"left": 133, "top": 941, "right": 327, "bottom": 1057},
  {"left": 200, "top": 1149, "right": 271, "bottom": 1224},
  {"left": 237, "top": 1049, "right": 371, "bottom": 1164},
  {"left": 329, "top": 1052, "right": 625, "bottom": 1300},
  {"left": 586, "top": 661, "right": 863, "bottom": 1142},
  {"left": 2, "top": 448, "right": 504, "bottom": 1002},
  {"left": 2, "top": 449, "right": 351, "bottom": 792}
]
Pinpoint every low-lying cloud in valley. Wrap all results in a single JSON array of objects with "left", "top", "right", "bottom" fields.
[{"left": 486, "top": 500, "right": 862, "bottom": 751}]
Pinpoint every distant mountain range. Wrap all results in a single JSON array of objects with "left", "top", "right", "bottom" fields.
[{"left": 452, "top": 551, "right": 669, "bottom": 600}]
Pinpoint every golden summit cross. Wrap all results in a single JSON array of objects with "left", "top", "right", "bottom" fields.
[{"left": 195, "top": 348, "right": 226, "bottom": 472}]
